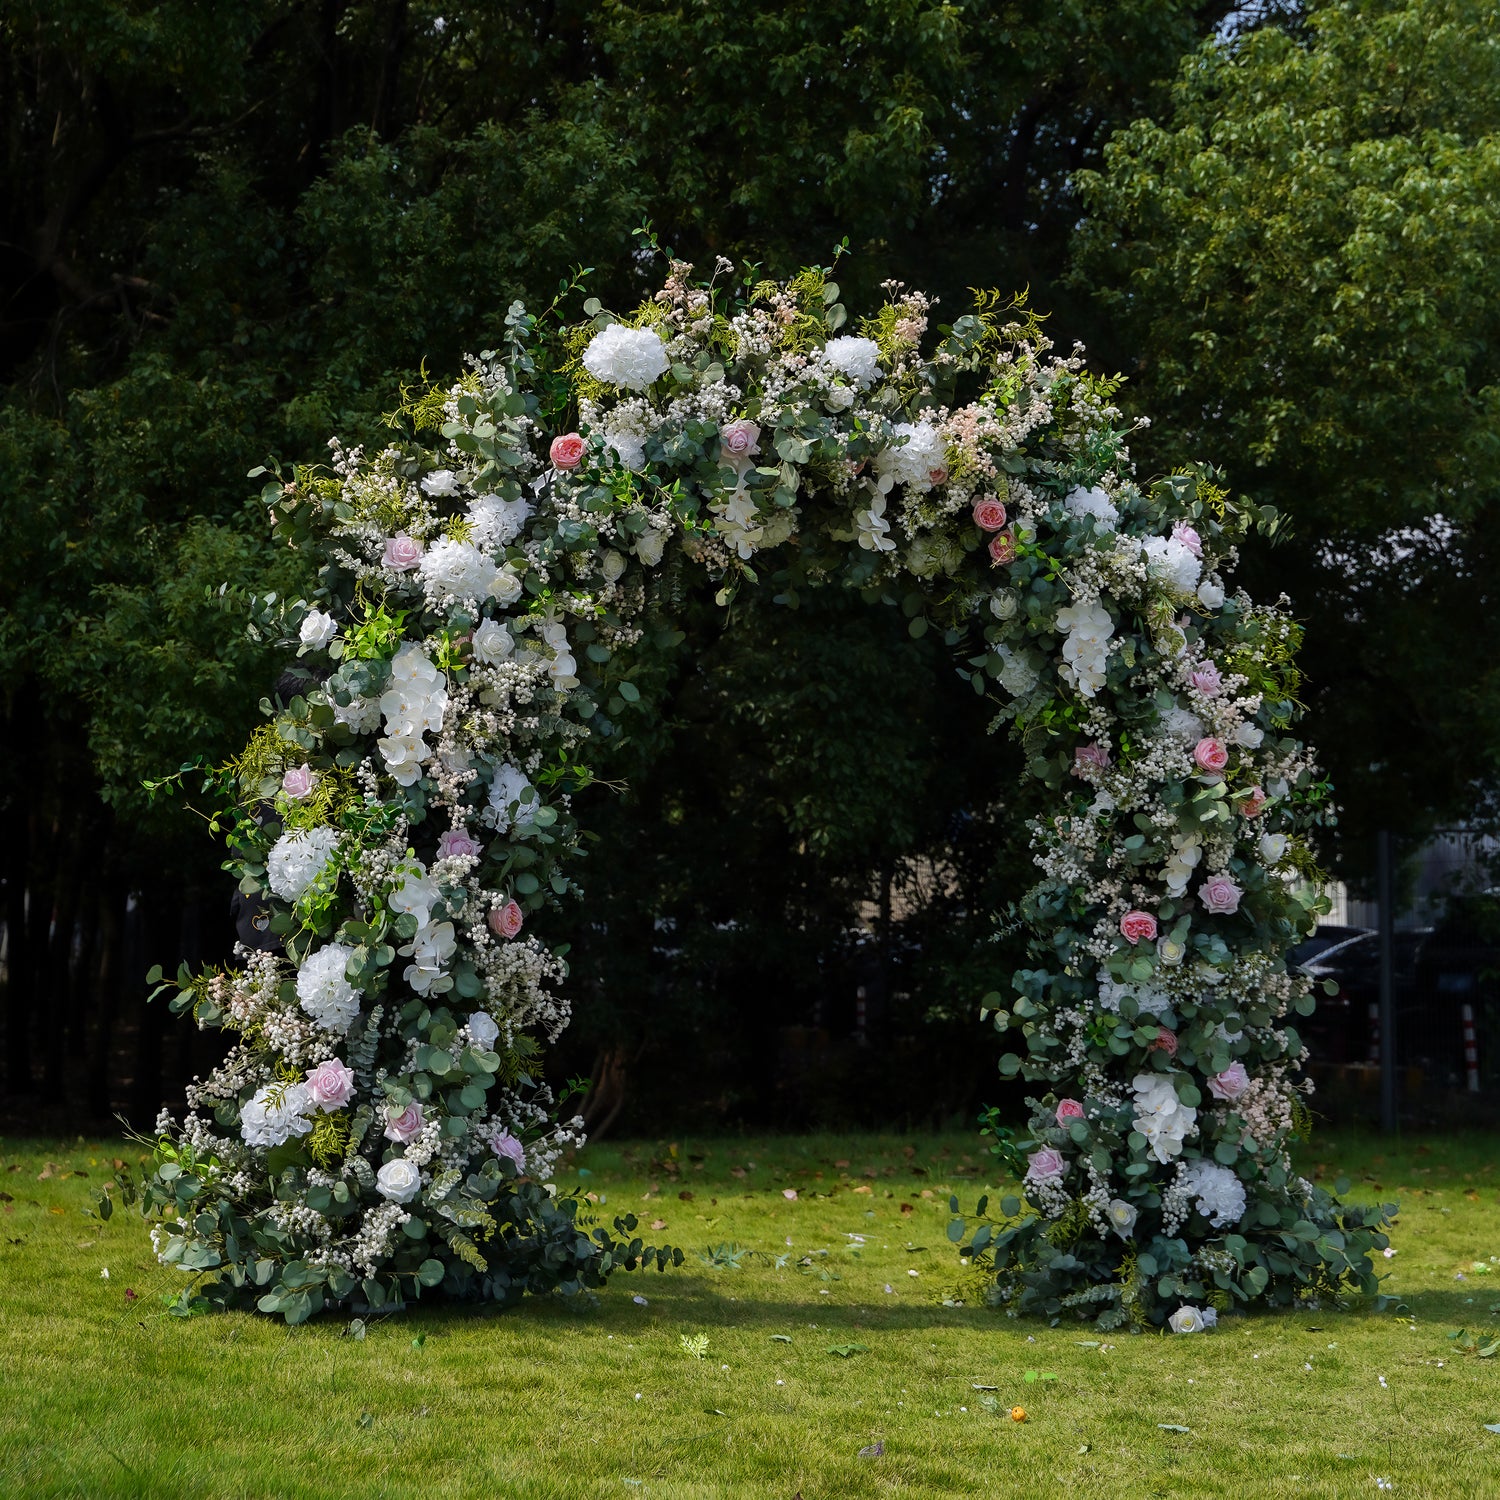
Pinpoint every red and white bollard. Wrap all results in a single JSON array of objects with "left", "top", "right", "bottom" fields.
[{"left": 1462, "top": 1002, "right": 1480, "bottom": 1093}]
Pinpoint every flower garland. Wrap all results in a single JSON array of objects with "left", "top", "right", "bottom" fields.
[{"left": 143, "top": 259, "right": 1391, "bottom": 1326}]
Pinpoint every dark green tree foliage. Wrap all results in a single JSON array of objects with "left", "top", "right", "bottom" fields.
[
  {"left": 1071, "top": 0, "right": 1500, "bottom": 857},
  {"left": 0, "top": 0, "right": 1311, "bottom": 1125}
]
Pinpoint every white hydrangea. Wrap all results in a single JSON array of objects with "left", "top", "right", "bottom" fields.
[
  {"left": 1064, "top": 484, "right": 1119, "bottom": 529},
  {"left": 333, "top": 695, "right": 382, "bottom": 735},
  {"left": 1179, "top": 1158, "right": 1247, "bottom": 1228},
  {"left": 1098, "top": 975, "right": 1169, "bottom": 1016},
  {"left": 486, "top": 763, "right": 538, "bottom": 832},
  {"left": 1160, "top": 707, "right": 1205, "bottom": 743},
  {"left": 821, "top": 335, "right": 881, "bottom": 387},
  {"left": 582, "top": 324, "right": 669, "bottom": 391},
  {"left": 266, "top": 826, "right": 340, "bottom": 903},
  {"left": 472, "top": 619, "right": 514, "bottom": 665},
  {"left": 295, "top": 942, "right": 362, "bottom": 1032},
  {"left": 466, "top": 493, "right": 531, "bottom": 551},
  {"left": 992, "top": 644, "right": 1039, "bottom": 698},
  {"left": 874, "top": 421, "right": 944, "bottom": 493},
  {"left": 601, "top": 419, "right": 647, "bottom": 472},
  {"left": 1055, "top": 599, "right": 1115, "bottom": 698},
  {"left": 239, "top": 1083, "right": 314, "bottom": 1148},
  {"left": 418, "top": 538, "right": 502, "bottom": 605},
  {"left": 1132, "top": 1072, "right": 1197, "bottom": 1164},
  {"left": 1142, "top": 534, "right": 1203, "bottom": 596}
]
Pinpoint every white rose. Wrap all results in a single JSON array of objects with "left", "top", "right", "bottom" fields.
[
  {"left": 1168, "top": 1305, "right": 1207, "bottom": 1335},
  {"left": 990, "top": 591, "right": 1018, "bottom": 621},
  {"left": 472, "top": 620, "right": 514, "bottom": 665},
  {"left": 376, "top": 1158, "right": 422, "bottom": 1204},
  {"left": 601, "top": 549, "right": 628, "bottom": 583},
  {"left": 633, "top": 529, "right": 666, "bottom": 567},
  {"left": 299, "top": 608, "right": 338, "bottom": 649},
  {"left": 1259, "top": 832, "right": 1289, "bottom": 865},
  {"left": 491, "top": 566, "right": 524, "bottom": 607},
  {"left": 581, "top": 324, "right": 670, "bottom": 391},
  {"left": 1197, "top": 579, "right": 1226, "bottom": 610},
  {"left": 1064, "top": 484, "right": 1119, "bottom": 529},
  {"left": 420, "top": 468, "right": 461, "bottom": 497},
  {"left": 1232, "top": 721, "right": 1265, "bottom": 749},
  {"left": 467, "top": 1011, "right": 500, "bottom": 1050},
  {"left": 824, "top": 384, "right": 855, "bottom": 412}
]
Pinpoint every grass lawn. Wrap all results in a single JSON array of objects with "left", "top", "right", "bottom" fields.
[{"left": 3, "top": 1128, "right": 1500, "bottom": 1498}]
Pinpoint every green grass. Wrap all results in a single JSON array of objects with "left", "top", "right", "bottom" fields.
[{"left": 3, "top": 1129, "right": 1500, "bottom": 1498}]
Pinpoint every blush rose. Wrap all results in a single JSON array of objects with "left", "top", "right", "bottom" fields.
[
  {"left": 305, "top": 1058, "right": 355, "bottom": 1111},
  {"left": 549, "top": 433, "right": 587, "bottom": 469},
  {"left": 383, "top": 534, "right": 424, "bottom": 572},
  {"left": 1193, "top": 737, "right": 1229, "bottom": 774},
  {"left": 972, "top": 497, "right": 1008, "bottom": 531},
  {"left": 988, "top": 530, "right": 1019, "bottom": 566},
  {"left": 1055, "top": 1098, "right": 1085, "bottom": 1126},
  {"left": 1199, "top": 875, "right": 1243, "bottom": 915},
  {"left": 1120, "top": 910, "right": 1158, "bottom": 945},
  {"left": 488, "top": 899, "right": 524, "bottom": 939},
  {"left": 1208, "top": 1061, "right": 1250, "bottom": 1101}
]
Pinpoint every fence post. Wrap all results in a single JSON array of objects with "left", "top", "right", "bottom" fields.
[{"left": 1377, "top": 829, "right": 1398, "bottom": 1133}]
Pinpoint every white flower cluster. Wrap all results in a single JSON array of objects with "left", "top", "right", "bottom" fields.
[
  {"left": 240, "top": 1083, "right": 313, "bottom": 1148},
  {"left": 1178, "top": 1158, "right": 1247, "bottom": 1229},
  {"left": 378, "top": 644, "right": 448, "bottom": 787},
  {"left": 267, "top": 826, "right": 340, "bottom": 903},
  {"left": 582, "top": 323, "right": 670, "bottom": 391},
  {"left": 295, "top": 942, "right": 362, "bottom": 1032},
  {"left": 1131, "top": 1072, "right": 1198, "bottom": 1164}
]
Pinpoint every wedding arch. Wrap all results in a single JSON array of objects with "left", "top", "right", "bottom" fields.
[{"left": 142, "top": 259, "right": 1391, "bottom": 1328}]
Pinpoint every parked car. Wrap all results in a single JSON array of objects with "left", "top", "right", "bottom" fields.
[{"left": 1296, "top": 929, "right": 1426, "bottom": 1067}]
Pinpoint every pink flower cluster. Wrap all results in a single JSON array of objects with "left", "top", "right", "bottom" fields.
[{"left": 488, "top": 899, "right": 524, "bottom": 939}]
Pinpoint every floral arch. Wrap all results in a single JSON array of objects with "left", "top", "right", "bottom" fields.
[{"left": 143, "top": 260, "right": 1391, "bottom": 1328}]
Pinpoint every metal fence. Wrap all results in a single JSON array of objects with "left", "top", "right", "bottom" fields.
[{"left": 1306, "top": 829, "right": 1500, "bottom": 1127}]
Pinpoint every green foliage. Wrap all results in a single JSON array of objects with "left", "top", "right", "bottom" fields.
[{"left": 1072, "top": 0, "right": 1500, "bottom": 845}]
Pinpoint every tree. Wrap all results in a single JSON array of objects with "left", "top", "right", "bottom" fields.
[{"left": 1071, "top": 0, "right": 1500, "bottom": 864}]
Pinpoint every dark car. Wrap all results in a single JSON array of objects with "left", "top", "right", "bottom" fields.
[
  {"left": 1297, "top": 929, "right": 1426, "bottom": 1067},
  {"left": 1408, "top": 894, "right": 1500, "bottom": 1082}
]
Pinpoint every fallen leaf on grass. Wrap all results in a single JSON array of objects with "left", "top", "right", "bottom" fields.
[
  {"left": 972, "top": 1383, "right": 999, "bottom": 1391},
  {"left": 827, "top": 1343, "right": 869, "bottom": 1358},
  {"left": 899, "top": 1203, "right": 914, "bottom": 1216},
  {"left": 1484, "top": 1424, "right": 1500, "bottom": 1435},
  {"left": 357, "top": 1411, "right": 374, "bottom": 1429},
  {"left": 1157, "top": 1424, "right": 1190, "bottom": 1434},
  {"left": 858, "top": 1441, "right": 885, "bottom": 1458},
  {"left": 650, "top": 1219, "right": 667, "bottom": 1230},
  {"left": 1023, "top": 1370, "right": 1058, "bottom": 1383},
  {"left": 678, "top": 1190, "right": 694, "bottom": 1202},
  {"left": 770, "top": 1334, "right": 793, "bottom": 1344}
]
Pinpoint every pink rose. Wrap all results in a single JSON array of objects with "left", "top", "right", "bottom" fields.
[
  {"left": 1172, "top": 520, "right": 1203, "bottom": 558},
  {"left": 1055, "top": 1098, "right": 1085, "bottom": 1126},
  {"left": 928, "top": 466, "right": 949, "bottom": 487},
  {"left": 1190, "top": 662, "right": 1222, "bottom": 697},
  {"left": 1120, "top": 910, "right": 1158, "bottom": 945},
  {"left": 1208, "top": 1061, "right": 1250, "bottom": 1101},
  {"left": 1024, "top": 1147, "right": 1066, "bottom": 1183},
  {"left": 282, "top": 764, "right": 316, "bottom": 801},
  {"left": 1193, "top": 737, "right": 1229, "bottom": 774},
  {"left": 972, "top": 497, "right": 1008, "bottom": 532},
  {"left": 383, "top": 1100, "right": 424, "bottom": 1143},
  {"left": 305, "top": 1057, "right": 355, "bottom": 1111},
  {"left": 437, "top": 828, "right": 483, "bottom": 860},
  {"left": 1072, "top": 742, "right": 1111, "bottom": 777},
  {"left": 1149, "top": 1027, "right": 1179, "bottom": 1058},
  {"left": 1237, "top": 785, "right": 1268, "bottom": 818},
  {"left": 1199, "top": 875, "right": 1243, "bottom": 915},
  {"left": 487, "top": 1128, "right": 527, "bottom": 1172},
  {"left": 549, "top": 433, "right": 587, "bottom": 470},
  {"left": 988, "top": 529, "right": 1019, "bottom": 566},
  {"left": 719, "top": 419, "right": 760, "bottom": 461},
  {"left": 488, "top": 899, "right": 524, "bottom": 940},
  {"left": 383, "top": 534, "right": 424, "bottom": 572}
]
